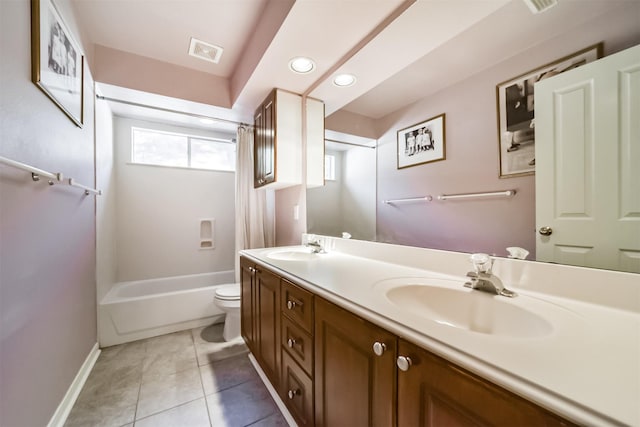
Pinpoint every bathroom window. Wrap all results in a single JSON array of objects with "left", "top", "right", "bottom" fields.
[
  {"left": 131, "top": 127, "right": 235, "bottom": 171},
  {"left": 325, "top": 154, "right": 336, "bottom": 181}
]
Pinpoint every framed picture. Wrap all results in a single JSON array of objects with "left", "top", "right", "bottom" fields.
[
  {"left": 31, "top": 0, "right": 84, "bottom": 127},
  {"left": 397, "top": 113, "right": 446, "bottom": 169},
  {"left": 496, "top": 43, "right": 602, "bottom": 178}
]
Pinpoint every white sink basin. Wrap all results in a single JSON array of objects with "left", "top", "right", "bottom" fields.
[
  {"left": 385, "top": 284, "right": 553, "bottom": 338},
  {"left": 267, "top": 248, "right": 318, "bottom": 261}
]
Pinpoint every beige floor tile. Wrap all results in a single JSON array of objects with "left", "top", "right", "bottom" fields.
[
  {"left": 134, "top": 398, "right": 211, "bottom": 427},
  {"left": 144, "top": 330, "right": 194, "bottom": 353},
  {"left": 206, "top": 378, "right": 277, "bottom": 427},
  {"left": 65, "top": 347, "right": 143, "bottom": 427},
  {"left": 199, "top": 354, "right": 258, "bottom": 396},
  {"left": 64, "top": 393, "right": 137, "bottom": 427},
  {"left": 142, "top": 343, "right": 198, "bottom": 379},
  {"left": 247, "top": 411, "right": 289, "bottom": 427},
  {"left": 136, "top": 366, "right": 204, "bottom": 419},
  {"left": 192, "top": 323, "right": 248, "bottom": 366}
]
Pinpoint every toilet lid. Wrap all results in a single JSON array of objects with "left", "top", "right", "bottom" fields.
[{"left": 215, "top": 284, "right": 240, "bottom": 301}]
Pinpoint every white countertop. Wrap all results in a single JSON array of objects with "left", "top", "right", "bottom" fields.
[{"left": 241, "top": 244, "right": 640, "bottom": 427}]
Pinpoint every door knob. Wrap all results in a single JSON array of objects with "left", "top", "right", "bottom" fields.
[
  {"left": 372, "top": 342, "right": 386, "bottom": 356},
  {"left": 539, "top": 226, "right": 553, "bottom": 236},
  {"left": 397, "top": 356, "right": 412, "bottom": 371},
  {"left": 287, "top": 338, "right": 297, "bottom": 348}
]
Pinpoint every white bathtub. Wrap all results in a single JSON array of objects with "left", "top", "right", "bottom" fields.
[{"left": 98, "top": 270, "right": 235, "bottom": 347}]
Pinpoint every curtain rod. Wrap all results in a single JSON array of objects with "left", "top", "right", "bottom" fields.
[
  {"left": 325, "top": 138, "right": 376, "bottom": 149},
  {"left": 96, "top": 95, "right": 249, "bottom": 128}
]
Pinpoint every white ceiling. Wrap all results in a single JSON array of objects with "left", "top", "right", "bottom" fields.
[{"left": 70, "top": 0, "right": 631, "bottom": 132}]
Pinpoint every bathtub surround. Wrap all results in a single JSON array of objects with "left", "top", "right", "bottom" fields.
[{"left": 113, "top": 117, "right": 236, "bottom": 282}]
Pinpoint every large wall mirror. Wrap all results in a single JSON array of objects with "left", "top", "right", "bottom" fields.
[{"left": 306, "top": 0, "right": 640, "bottom": 274}]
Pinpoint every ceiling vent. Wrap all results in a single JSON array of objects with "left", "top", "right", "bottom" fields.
[
  {"left": 188, "top": 37, "right": 224, "bottom": 64},
  {"left": 523, "top": 0, "right": 558, "bottom": 14}
]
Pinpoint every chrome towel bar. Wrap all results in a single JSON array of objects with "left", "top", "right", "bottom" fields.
[{"left": 438, "top": 190, "right": 516, "bottom": 200}]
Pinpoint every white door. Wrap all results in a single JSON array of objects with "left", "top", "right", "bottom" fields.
[{"left": 535, "top": 45, "right": 640, "bottom": 273}]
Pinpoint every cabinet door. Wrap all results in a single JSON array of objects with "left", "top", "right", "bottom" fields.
[
  {"left": 397, "top": 339, "right": 576, "bottom": 426},
  {"left": 253, "top": 108, "right": 265, "bottom": 187},
  {"left": 315, "top": 298, "right": 396, "bottom": 427},
  {"left": 240, "top": 257, "right": 256, "bottom": 352},
  {"left": 253, "top": 90, "right": 276, "bottom": 188},
  {"left": 256, "top": 267, "right": 281, "bottom": 387},
  {"left": 262, "top": 95, "right": 275, "bottom": 185}
]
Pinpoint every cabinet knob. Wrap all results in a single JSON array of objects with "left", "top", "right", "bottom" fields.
[
  {"left": 287, "top": 300, "right": 296, "bottom": 310},
  {"left": 287, "top": 389, "right": 300, "bottom": 399},
  {"left": 397, "top": 356, "right": 412, "bottom": 372},
  {"left": 248, "top": 267, "right": 255, "bottom": 273},
  {"left": 539, "top": 226, "right": 553, "bottom": 236},
  {"left": 372, "top": 342, "right": 386, "bottom": 356},
  {"left": 287, "top": 338, "right": 297, "bottom": 348}
]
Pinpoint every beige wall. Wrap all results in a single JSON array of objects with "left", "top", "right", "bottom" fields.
[{"left": 0, "top": 0, "right": 97, "bottom": 425}]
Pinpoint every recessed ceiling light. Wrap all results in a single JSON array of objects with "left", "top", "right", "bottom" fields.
[
  {"left": 289, "top": 57, "right": 315, "bottom": 74},
  {"left": 333, "top": 74, "right": 356, "bottom": 87}
]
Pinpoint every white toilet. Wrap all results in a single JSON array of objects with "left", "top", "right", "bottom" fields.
[{"left": 213, "top": 283, "right": 241, "bottom": 342}]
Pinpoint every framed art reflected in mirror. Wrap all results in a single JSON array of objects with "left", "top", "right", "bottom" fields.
[
  {"left": 397, "top": 113, "right": 446, "bottom": 169},
  {"left": 496, "top": 43, "right": 602, "bottom": 178}
]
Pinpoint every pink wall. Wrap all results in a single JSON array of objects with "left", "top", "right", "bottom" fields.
[
  {"left": 275, "top": 185, "right": 306, "bottom": 246},
  {"left": 374, "top": 4, "right": 640, "bottom": 258},
  {"left": 325, "top": 109, "right": 378, "bottom": 139},
  {"left": 0, "top": 1, "right": 97, "bottom": 425},
  {"left": 94, "top": 44, "right": 231, "bottom": 108}
]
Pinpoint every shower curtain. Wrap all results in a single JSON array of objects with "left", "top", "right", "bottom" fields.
[{"left": 235, "top": 125, "right": 275, "bottom": 282}]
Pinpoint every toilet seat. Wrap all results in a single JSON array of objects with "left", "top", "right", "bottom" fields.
[{"left": 214, "top": 284, "right": 240, "bottom": 301}]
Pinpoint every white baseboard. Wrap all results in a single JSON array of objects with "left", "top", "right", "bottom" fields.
[
  {"left": 47, "top": 343, "right": 101, "bottom": 427},
  {"left": 248, "top": 353, "right": 298, "bottom": 427}
]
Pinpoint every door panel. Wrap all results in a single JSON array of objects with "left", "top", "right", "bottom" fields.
[{"left": 535, "top": 45, "right": 640, "bottom": 272}]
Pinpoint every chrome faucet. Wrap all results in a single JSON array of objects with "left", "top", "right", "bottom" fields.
[
  {"left": 464, "top": 253, "right": 517, "bottom": 298},
  {"left": 305, "top": 238, "right": 325, "bottom": 254}
]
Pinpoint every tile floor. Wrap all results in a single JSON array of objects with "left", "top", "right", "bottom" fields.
[{"left": 64, "top": 324, "right": 288, "bottom": 427}]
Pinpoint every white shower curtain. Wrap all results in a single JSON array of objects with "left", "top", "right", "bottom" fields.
[{"left": 235, "top": 126, "right": 275, "bottom": 282}]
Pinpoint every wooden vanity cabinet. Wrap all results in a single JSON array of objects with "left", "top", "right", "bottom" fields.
[
  {"left": 314, "top": 297, "right": 397, "bottom": 427},
  {"left": 281, "top": 279, "right": 315, "bottom": 426},
  {"left": 240, "top": 257, "right": 281, "bottom": 388},
  {"left": 241, "top": 258, "right": 578, "bottom": 426},
  {"left": 397, "top": 339, "right": 577, "bottom": 427}
]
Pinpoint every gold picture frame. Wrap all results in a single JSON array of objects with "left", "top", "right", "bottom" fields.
[
  {"left": 31, "top": 0, "right": 84, "bottom": 127},
  {"left": 397, "top": 113, "right": 446, "bottom": 169},
  {"left": 496, "top": 43, "right": 602, "bottom": 178}
]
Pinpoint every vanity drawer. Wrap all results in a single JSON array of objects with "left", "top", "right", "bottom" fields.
[
  {"left": 282, "top": 315, "right": 313, "bottom": 376},
  {"left": 281, "top": 279, "right": 313, "bottom": 333},
  {"left": 281, "top": 350, "right": 314, "bottom": 426}
]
